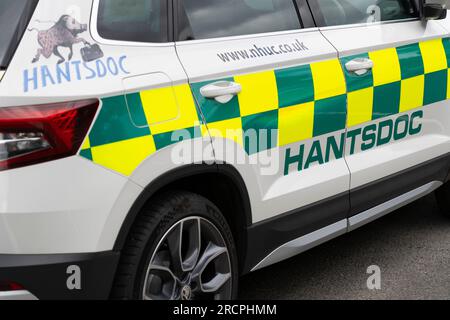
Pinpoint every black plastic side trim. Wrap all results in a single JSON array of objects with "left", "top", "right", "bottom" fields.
[
  {"left": 113, "top": 164, "right": 252, "bottom": 251},
  {"left": 350, "top": 153, "right": 450, "bottom": 216},
  {"left": 243, "top": 191, "right": 349, "bottom": 273},
  {"left": 0, "top": 251, "right": 119, "bottom": 300}
]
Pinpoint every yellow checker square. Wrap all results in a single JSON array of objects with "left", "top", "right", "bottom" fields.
[
  {"left": 420, "top": 39, "right": 447, "bottom": 74},
  {"left": 81, "top": 136, "right": 91, "bottom": 150},
  {"left": 91, "top": 135, "right": 156, "bottom": 177},
  {"left": 278, "top": 102, "right": 314, "bottom": 147},
  {"left": 149, "top": 84, "right": 200, "bottom": 135},
  {"left": 400, "top": 75, "right": 425, "bottom": 113},
  {"left": 347, "top": 87, "right": 374, "bottom": 127},
  {"left": 235, "top": 71, "right": 278, "bottom": 117},
  {"left": 206, "top": 117, "right": 243, "bottom": 146},
  {"left": 369, "top": 48, "right": 401, "bottom": 86},
  {"left": 140, "top": 86, "right": 179, "bottom": 125},
  {"left": 310, "top": 58, "right": 346, "bottom": 100}
]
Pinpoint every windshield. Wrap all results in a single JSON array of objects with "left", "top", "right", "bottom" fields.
[{"left": 0, "top": 0, "right": 38, "bottom": 69}]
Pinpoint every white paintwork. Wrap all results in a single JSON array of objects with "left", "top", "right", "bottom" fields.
[
  {"left": 252, "top": 220, "right": 348, "bottom": 271},
  {"left": 349, "top": 181, "right": 443, "bottom": 232},
  {"left": 176, "top": 28, "right": 336, "bottom": 82},
  {"left": 0, "top": 156, "right": 141, "bottom": 254},
  {"left": 347, "top": 107, "right": 450, "bottom": 189},
  {"left": 208, "top": 136, "right": 350, "bottom": 223}
]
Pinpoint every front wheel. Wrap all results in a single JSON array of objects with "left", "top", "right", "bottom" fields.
[{"left": 111, "top": 191, "right": 239, "bottom": 300}]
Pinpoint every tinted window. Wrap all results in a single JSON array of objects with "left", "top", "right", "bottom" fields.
[
  {"left": 178, "top": 0, "right": 301, "bottom": 41},
  {"left": 97, "top": 0, "right": 167, "bottom": 43},
  {"left": 0, "top": 0, "right": 38, "bottom": 68},
  {"left": 310, "top": 0, "right": 419, "bottom": 27}
]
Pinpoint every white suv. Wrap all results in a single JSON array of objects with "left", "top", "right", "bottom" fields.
[{"left": 1, "top": 0, "right": 450, "bottom": 300}]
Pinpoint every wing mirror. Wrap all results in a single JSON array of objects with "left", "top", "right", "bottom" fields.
[{"left": 421, "top": 0, "right": 449, "bottom": 20}]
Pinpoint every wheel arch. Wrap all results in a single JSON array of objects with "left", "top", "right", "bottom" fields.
[{"left": 113, "top": 163, "right": 252, "bottom": 273}]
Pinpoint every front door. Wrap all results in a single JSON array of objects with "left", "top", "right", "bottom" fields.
[{"left": 175, "top": 0, "right": 351, "bottom": 241}]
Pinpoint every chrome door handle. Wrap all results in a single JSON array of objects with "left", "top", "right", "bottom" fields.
[
  {"left": 345, "top": 58, "right": 374, "bottom": 76},
  {"left": 200, "top": 81, "right": 242, "bottom": 104}
]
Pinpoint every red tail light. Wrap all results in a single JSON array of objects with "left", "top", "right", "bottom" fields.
[{"left": 0, "top": 100, "right": 99, "bottom": 171}]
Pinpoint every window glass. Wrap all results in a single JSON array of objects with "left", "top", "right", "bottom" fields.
[
  {"left": 0, "top": 0, "right": 38, "bottom": 68},
  {"left": 97, "top": 0, "right": 167, "bottom": 43},
  {"left": 178, "top": 0, "right": 301, "bottom": 41},
  {"left": 311, "top": 0, "right": 419, "bottom": 27}
]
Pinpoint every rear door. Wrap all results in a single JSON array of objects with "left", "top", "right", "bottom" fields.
[
  {"left": 175, "top": 0, "right": 350, "bottom": 236},
  {"left": 309, "top": 0, "right": 450, "bottom": 225}
]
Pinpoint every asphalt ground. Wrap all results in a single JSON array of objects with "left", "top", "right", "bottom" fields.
[{"left": 239, "top": 193, "right": 450, "bottom": 300}]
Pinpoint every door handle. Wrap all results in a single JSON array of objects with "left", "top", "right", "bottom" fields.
[
  {"left": 345, "top": 58, "right": 374, "bottom": 76},
  {"left": 200, "top": 81, "right": 242, "bottom": 104}
]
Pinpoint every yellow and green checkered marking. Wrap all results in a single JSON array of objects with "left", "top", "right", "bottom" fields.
[
  {"left": 80, "top": 38, "right": 450, "bottom": 176},
  {"left": 191, "top": 58, "right": 348, "bottom": 155},
  {"left": 344, "top": 38, "right": 450, "bottom": 127},
  {"left": 80, "top": 84, "right": 202, "bottom": 176}
]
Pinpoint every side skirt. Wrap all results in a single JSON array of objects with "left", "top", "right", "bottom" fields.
[
  {"left": 251, "top": 220, "right": 347, "bottom": 272},
  {"left": 245, "top": 154, "right": 450, "bottom": 274},
  {"left": 349, "top": 181, "right": 442, "bottom": 232}
]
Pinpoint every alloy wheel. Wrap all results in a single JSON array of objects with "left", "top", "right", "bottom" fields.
[{"left": 142, "top": 217, "right": 233, "bottom": 300}]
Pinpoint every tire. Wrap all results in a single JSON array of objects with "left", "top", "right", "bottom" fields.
[
  {"left": 111, "top": 191, "right": 239, "bottom": 300},
  {"left": 436, "top": 182, "right": 450, "bottom": 218}
]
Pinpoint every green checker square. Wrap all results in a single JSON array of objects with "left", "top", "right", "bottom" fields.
[
  {"left": 89, "top": 95, "right": 151, "bottom": 147},
  {"left": 397, "top": 43, "right": 425, "bottom": 79},
  {"left": 242, "top": 110, "right": 278, "bottom": 155},
  {"left": 153, "top": 126, "right": 201, "bottom": 150},
  {"left": 443, "top": 38, "right": 450, "bottom": 68},
  {"left": 372, "top": 82, "right": 401, "bottom": 120},
  {"left": 191, "top": 78, "right": 241, "bottom": 123},
  {"left": 313, "top": 94, "right": 347, "bottom": 137},
  {"left": 424, "top": 69, "right": 448, "bottom": 106},
  {"left": 125, "top": 92, "right": 148, "bottom": 127},
  {"left": 340, "top": 53, "right": 374, "bottom": 92},
  {"left": 275, "top": 64, "right": 314, "bottom": 108},
  {"left": 79, "top": 148, "right": 93, "bottom": 161}
]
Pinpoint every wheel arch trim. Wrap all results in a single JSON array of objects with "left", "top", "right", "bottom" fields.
[{"left": 113, "top": 163, "right": 252, "bottom": 251}]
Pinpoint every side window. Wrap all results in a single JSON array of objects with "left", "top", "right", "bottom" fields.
[
  {"left": 310, "top": 0, "right": 419, "bottom": 27},
  {"left": 97, "top": 0, "right": 168, "bottom": 43},
  {"left": 177, "top": 0, "right": 302, "bottom": 41}
]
